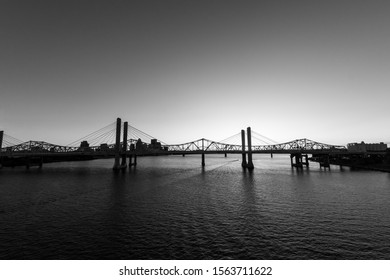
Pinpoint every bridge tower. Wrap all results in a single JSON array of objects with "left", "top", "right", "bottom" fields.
[
  {"left": 201, "top": 138, "right": 205, "bottom": 166},
  {"left": 113, "top": 118, "right": 122, "bottom": 170},
  {"left": 0, "top": 131, "right": 3, "bottom": 168},
  {"left": 241, "top": 128, "right": 254, "bottom": 170},
  {"left": 241, "top": 129, "right": 247, "bottom": 168},
  {"left": 121, "top": 121, "right": 128, "bottom": 168},
  {"left": 246, "top": 127, "right": 254, "bottom": 170}
]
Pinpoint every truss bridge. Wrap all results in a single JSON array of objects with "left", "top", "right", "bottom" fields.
[{"left": 0, "top": 118, "right": 357, "bottom": 170}]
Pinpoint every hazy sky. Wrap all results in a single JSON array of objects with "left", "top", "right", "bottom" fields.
[{"left": 1, "top": 0, "right": 390, "bottom": 146}]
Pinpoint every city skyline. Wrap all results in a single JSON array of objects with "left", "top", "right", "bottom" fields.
[{"left": 1, "top": 0, "right": 390, "bottom": 146}]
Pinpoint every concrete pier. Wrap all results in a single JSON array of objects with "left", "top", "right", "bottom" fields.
[
  {"left": 291, "top": 153, "right": 303, "bottom": 168},
  {"left": 129, "top": 154, "right": 137, "bottom": 167},
  {"left": 290, "top": 154, "right": 309, "bottom": 168},
  {"left": 319, "top": 154, "right": 330, "bottom": 168},
  {"left": 0, "top": 131, "right": 3, "bottom": 152},
  {"left": 241, "top": 129, "right": 247, "bottom": 168},
  {"left": 0, "top": 131, "right": 3, "bottom": 168},
  {"left": 113, "top": 118, "right": 122, "bottom": 170},
  {"left": 246, "top": 127, "right": 254, "bottom": 170},
  {"left": 121, "top": 121, "right": 128, "bottom": 168},
  {"left": 25, "top": 157, "right": 43, "bottom": 169},
  {"left": 201, "top": 139, "right": 205, "bottom": 166},
  {"left": 303, "top": 154, "right": 309, "bottom": 167}
]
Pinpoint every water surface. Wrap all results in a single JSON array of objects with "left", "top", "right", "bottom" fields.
[{"left": 1, "top": 154, "right": 389, "bottom": 259}]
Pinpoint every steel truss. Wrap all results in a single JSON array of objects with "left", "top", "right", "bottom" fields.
[
  {"left": 251, "top": 138, "right": 346, "bottom": 152},
  {"left": 2, "top": 138, "right": 346, "bottom": 156},
  {"left": 1, "top": 139, "right": 140, "bottom": 156},
  {"left": 163, "top": 138, "right": 242, "bottom": 152},
  {"left": 163, "top": 138, "right": 346, "bottom": 153}
]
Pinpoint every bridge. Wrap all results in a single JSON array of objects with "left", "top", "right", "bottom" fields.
[{"left": 0, "top": 118, "right": 372, "bottom": 170}]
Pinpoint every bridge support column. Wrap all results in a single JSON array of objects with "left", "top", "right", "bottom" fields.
[
  {"left": 0, "top": 131, "right": 3, "bottom": 168},
  {"left": 246, "top": 127, "right": 254, "bottom": 170},
  {"left": 121, "top": 121, "right": 128, "bottom": 168},
  {"left": 225, "top": 153, "right": 227, "bottom": 157},
  {"left": 319, "top": 154, "right": 330, "bottom": 169},
  {"left": 25, "top": 157, "right": 30, "bottom": 169},
  {"left": 201, "top": 153, "right": 205, "bottom": 166},
  {"left": 113, "top": 118, "right": 122, "bottom": 170},
  {"left": 291, "top": 153, "right": 303, "bottom": 168},
  {"left": 303, "top": 154, "right": 309, "bottom": 167},
  {"left": 129, "top": 154, "right": 137, "bottom": 167},
  {"left": 241, "top": 129, "right": 247, "bottom": 168}
]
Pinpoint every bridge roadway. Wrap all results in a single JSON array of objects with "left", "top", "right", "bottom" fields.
[
  {"left": 0, "top": 137, "right": 361, "bottom": 170},
  {"left": 0, "top": 137, "right": 349, "bottom": 156},
  {"left": 0, "top": 147, "right": 353, "bottom": 157},
  {"left": 1, "top": 119, "right": 384, "bottom": 169}
]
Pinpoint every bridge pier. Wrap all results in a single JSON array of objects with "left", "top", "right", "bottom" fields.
[
  {"left": 241, "top": 128, "right": 254, "bottom": 170},
  {"left": 120, "top": 121, "right": 128, "bottom": 169},
  {"left": 113, "top": 118, "right": 123, "bottom": 170},
  {"left": 291, "top": 153, "right": 303, "bottom": 168},
  {"left": 0, "top": 130, "right": 3, "bottom": 168},
  {"left": 303, "top": 154, "right": 309, "bottom": 167},
  {"left": 319, "top": 154, "right": 330, "bottom": 169},
  {"left": 201, "top": 139, "right": 206, "bottom": 166},
  {"left": 241, "top": 129, "right": 247, "bottom": 168},
  {"left": 129, "top": 154, "right": 137, "bottom": 167},
  {"left": 24, "top": 157, "right": 43, "bottom": 169},
  {"left": 246, "top": 127, "right": 254, "bottom": 170}
]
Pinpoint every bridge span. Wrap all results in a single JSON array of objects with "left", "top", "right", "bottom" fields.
[{"left": 0, "top": 118, "right": 381, "bottom": 170}]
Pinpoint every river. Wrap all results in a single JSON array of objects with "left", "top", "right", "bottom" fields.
[{"left": 1, "top": 154, "right": 389, "bottom": 259}]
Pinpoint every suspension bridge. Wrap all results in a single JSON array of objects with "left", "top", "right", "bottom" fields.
[{"left": 0, "top": 118, "right": 380, "bottom": 170}]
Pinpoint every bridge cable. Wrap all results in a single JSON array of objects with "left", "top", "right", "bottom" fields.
[
  {"left": 2, "top": 133, "right": 25, "bottom": 147},
  {"left": 251, "top": 130, "right": 278, "bottom": 144},
  {"left": 251, "top": 135, "right": 274, "bottom": 145},
  {"left": 219, "top": 132, "right": 242, "bottom": 145},
  {"left": 67, "top": 121, "right": 116, "bottom": 147},
  {"left": 127, "top": 124, "right": 167, "bottom": 145}
]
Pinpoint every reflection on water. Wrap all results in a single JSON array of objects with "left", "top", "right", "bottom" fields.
[{"left": 1, "top": 154, "right": 390, "bottom": 259}]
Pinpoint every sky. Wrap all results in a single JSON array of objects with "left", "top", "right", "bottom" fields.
[{"left": 1, "top": 0, "right": 390, "bottom": 146}]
